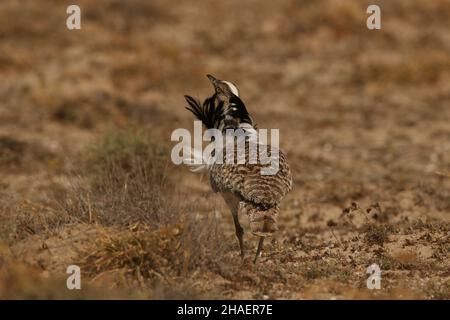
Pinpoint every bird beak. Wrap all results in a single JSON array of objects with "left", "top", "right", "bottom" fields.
[
  {"left": 206, "top": 74, "right": 217, "bottom": 83},
  {"left": 207, "top": 74, "right": 221, "bottom": 93}
]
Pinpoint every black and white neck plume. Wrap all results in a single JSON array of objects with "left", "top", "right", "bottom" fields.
[
  {"left": 185, "top": 74, "right": 255, "bottom": 134},
  {"left": 183, "top": 74, "right": 257, "bottom": 172}
]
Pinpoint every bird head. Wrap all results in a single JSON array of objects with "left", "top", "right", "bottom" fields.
[
  {"left": 207, "top": 74, "right": 240, "bottom": 101},
  {"left": 206, "top": 74, "right": 253, "bottom": 131}
]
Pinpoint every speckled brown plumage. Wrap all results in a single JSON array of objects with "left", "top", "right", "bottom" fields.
[{"left": 210, "top": 143, "right": 292, "bottom": 236}]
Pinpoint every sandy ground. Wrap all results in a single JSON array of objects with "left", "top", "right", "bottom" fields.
[{"left": 0, "top": 0, "right": 449, "bottom": 299}]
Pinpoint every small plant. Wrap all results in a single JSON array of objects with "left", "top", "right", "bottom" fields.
[{"left": 363, "top": 224, "right": 389, "bottom": 246}]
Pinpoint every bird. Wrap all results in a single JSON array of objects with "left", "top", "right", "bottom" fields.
[{"left": 183, "top": 74, "right": 292, "bottom": 263}]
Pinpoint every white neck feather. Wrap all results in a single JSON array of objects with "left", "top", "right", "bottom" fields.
[{"left": 222, "top": 81, "right": 240, "bottom": 96}]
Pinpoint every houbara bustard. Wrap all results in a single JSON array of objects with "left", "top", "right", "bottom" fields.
[{"left": 183, "top": 75, "right": 292, "bottom": 262}]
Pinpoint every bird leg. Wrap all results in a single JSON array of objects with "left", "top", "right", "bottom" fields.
[
  {"left": 222, "top": 193, "right": 245, "bottom": 260},
  {"left": 254, "top": 237, "right": 264, "bottom": 263},
  {"left": 231, "top": 210, "right": 245, "bottom": 259}
]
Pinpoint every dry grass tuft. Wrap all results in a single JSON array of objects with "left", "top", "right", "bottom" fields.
[
  {"left": 80, "top": 226, "right": 184, "bottom": 280},
  {"left": 79, "top": 212, "right": 224, "bottom": 280},
  {"left": 85, "top": 128, "right": 171, "bottom": 190},
  {"left": 13, "top": 201, "right": 75, "bottom": 241},
  {"left": 78, "top": 219, "right": 224, "bottom": 291},
  {"left": 363, "top": 224, "right": 390, "bottom": 247},
  {"left": 62, "top": 128, "right": 176, "bottom": 226}
]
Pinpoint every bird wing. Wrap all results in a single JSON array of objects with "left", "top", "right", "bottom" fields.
[{"left": 209, "top": 143, "right": 292, "bottom": 208}]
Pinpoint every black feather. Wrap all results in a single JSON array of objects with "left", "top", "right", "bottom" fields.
[
  {"left": 184, "top": 95, "right": 205, "bottom": 124},
  {"left": 184, "top": 94, "right": 224, "bottom": 129},
  {"left": 229, "top": 95, "right": 253, "bottom": 125}
]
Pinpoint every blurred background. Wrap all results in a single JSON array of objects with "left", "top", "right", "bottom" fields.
[{"left": 0, "top": 0, "right": 449, "bottom": 299}]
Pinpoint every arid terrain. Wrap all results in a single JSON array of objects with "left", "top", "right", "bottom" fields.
[{"left": 0, "top": 0, "right": 449, "bottom": 299}]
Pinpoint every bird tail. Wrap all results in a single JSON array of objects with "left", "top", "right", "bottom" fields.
[{"left": 242, "top": 202, "right": 278, "bottom": 237}]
